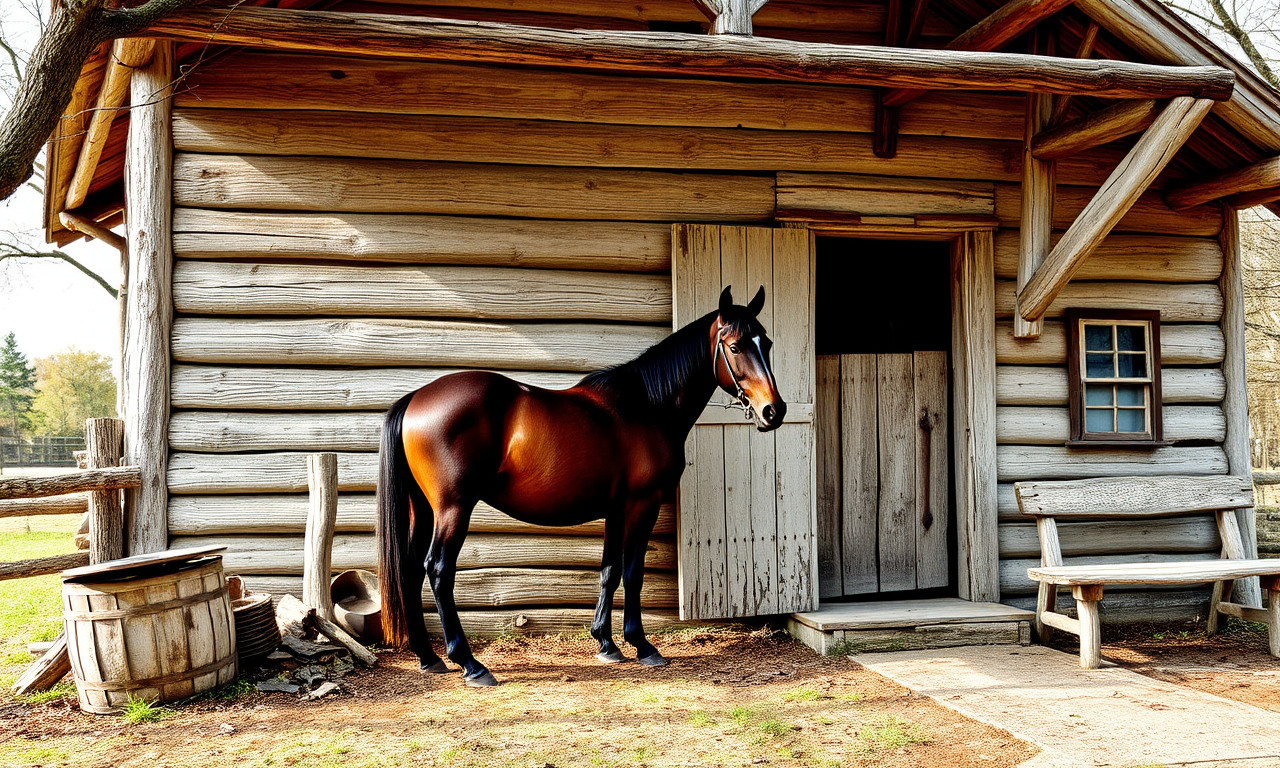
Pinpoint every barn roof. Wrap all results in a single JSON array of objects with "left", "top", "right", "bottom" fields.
[{"left": 42, "top": 0, "right": 1280, "bottom": 244}]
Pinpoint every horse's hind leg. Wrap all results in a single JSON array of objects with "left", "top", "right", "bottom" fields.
[
  {"left": 591, "top": 514, "right": 626, "bottom": 663},
  {"left": 425, "top": 501, "right": 497, "bottom": 687},
  {"left": 406, "top": 490, "right": 448, "bottom": 673}
]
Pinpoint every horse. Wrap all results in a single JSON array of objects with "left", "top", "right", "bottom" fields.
[{"left": 377, "top": 286, "right": 787, "bottom": 687}]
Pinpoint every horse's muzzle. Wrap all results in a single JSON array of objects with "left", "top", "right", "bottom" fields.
[{"left": 758, "top": 402, "right": 787, "bottom": 432}]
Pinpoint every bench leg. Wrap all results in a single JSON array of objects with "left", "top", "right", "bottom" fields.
[
  {"left": 1072, "top": 585, "right": 1104, "bottom": 670},
  {"left": 1035, "top": 582, "right": 1056, "bottom": 643},
  {"left": 1207, "top": 579, "right": 1232, "bottom": 636},
  {"left": 1263, "top": 576, "right": 1280, "bottom": 658}
]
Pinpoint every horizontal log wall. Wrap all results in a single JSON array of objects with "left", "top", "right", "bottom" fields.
[{"left": 172, "top": 45, "right": 1229, "bottom": 629}]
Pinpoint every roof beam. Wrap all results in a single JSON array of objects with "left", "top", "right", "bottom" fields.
[
  {"left": 64, "top": 39, "right": 155, "bottom": 211},
  {"left": 1031, "top": 99, "right": 1161, "bottom": 160},
  {"left": 143, "top": 7, "right": 1236, "bottom": 100},
  {"left": 1018, "top": 96, "right": 1214, "bottom": 323},
  {"left": 691, "top": 0, "right": 769, "bottom": 35},
  {"left": 882, "top": 0, "right": 1078, "bottom": 109},
  {"left": 1165, "top": 155, "right": 1280, "bottom": 210}
]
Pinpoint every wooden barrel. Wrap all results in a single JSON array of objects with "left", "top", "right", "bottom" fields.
[{"left": 63, "top": 556, "right": 237, "bottom": 714}]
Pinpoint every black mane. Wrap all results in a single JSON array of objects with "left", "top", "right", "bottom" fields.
[{"left": 580, "top": 310, "right": 720, "bottom": 413}]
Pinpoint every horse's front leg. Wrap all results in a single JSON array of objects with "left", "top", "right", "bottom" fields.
[
  {"left": 425, "top": 502, "right": 497, "bottom": 687},
  {"left": 591, "top": 513, "right": 626, "bottom": 663},
  {"left": 621, "top": 501, "right": 665, "bottom": 666}
]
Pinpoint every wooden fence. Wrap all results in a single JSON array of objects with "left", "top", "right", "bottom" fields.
[
  {"left": 0, "top": 419, "right": 140, "bottom": 581},
  {"left": 1253, "top": 470, "right": 1280, "bottom": 557}
]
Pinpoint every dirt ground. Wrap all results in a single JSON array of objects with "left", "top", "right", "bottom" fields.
[
  {"left": 1075, "top": 619, "right": 1280, "bottom": 714},
  {"left": 0, "top": 626, "right": 1035, "bottom": 768}
]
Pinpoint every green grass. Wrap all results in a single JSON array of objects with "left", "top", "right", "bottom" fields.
[
  {"left": 856, "top": 715, "right": 930, "bottom": 751},
  {"left": 0, "top": 515, "right": 79, "bottom": 698},
  {"left": 190, "top": 678, "right": 255, "bottom": 703},
  {"left": 782, "top": 686, "right": 822, "bottom": 702},
  {"left": 122, "top": 695, "right": 169, "bottom": 724}
]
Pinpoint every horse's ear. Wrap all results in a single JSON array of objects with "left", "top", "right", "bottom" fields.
[
  {"left": 746, "top": 286, "right": 766, "bottom": 317},
  {"left": 718, "top": 286, "right": 733, "bottom": 314}
]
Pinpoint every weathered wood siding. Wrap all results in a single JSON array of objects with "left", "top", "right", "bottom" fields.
[{"left": 168, "top": 12, "right": 1230, "bottom": 627}]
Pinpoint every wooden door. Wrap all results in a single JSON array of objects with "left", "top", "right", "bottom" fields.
[
  {"left": 673, "top": 224, "right": 817, "bottom": 620},
  {"left": 816, "top": 352, "right": 949, "bottom": 597}
]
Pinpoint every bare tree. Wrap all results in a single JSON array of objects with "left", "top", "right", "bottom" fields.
[
  {"left": 0, "top": 1, "right": 119, "bottom": 297},
  {"left": 1162, "top": 0, "right": 1280, "bottom": 89},
  {"left": 0, "top": 0, "right": 193, "bottom": 202}
]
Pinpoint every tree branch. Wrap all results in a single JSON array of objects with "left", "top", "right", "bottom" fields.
[
  {"left": 1204, "top": 0, "right": 1280, "bottom": 89},
  {"left": 0, "top": 30, "right": 24, "bottom": 83},
  {"left": 101, "top": 0, "right": 199, "bottom": 38},
  {"left": 0, "top": 248, "right": 117, "bottom": 298}
]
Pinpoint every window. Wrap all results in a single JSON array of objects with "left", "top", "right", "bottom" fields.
[{"left": 1066, "top": 309, "right": 1164, "bottom": 445}]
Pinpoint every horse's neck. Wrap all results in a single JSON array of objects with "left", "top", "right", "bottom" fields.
[{"left": 653, "top": 316, "right": 720, "bottom": 437}]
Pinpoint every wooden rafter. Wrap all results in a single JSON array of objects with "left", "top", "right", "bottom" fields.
[
  {"left": 65, "top": 39, "right": 156, "bottom": 211},
  {"left": 1031, "top": 99, "right": 1161, "bottom": 160},
  {"left": 874, "top": 0, "right": 907, "bottom": 158},
  {"left": 690, "top": 0, "right": 769, "bottom": 35},
  {"left": 1165, "top": 155, "right": 1280, "bottom": 210},
  {"left": 143, "top": 7, "right": 1237, "bottom": 100},
  {"left": 882, "top": 0, "right": 1078, "bottom": 109},
  {"left": 1017, "top": 96, "right": 1214, "bottom": 323},
  {"left": 1047, "top": 21, "right": 1100, "bottom": 126}
]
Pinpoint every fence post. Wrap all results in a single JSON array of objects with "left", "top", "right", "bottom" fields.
[
  {"left": 304, "top": 453, "right": 339, "bottom": 621},
  {"left": 85, "top": 419, "right": 125, "bottom": 564}
]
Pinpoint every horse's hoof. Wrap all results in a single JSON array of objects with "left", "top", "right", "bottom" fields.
[
  {"left": 637, "top": 652, "right": 668, "bottom": 667},
  {"left": 420, "top": 660, "right": 452, "bottom": 674},
  {"left": 464, "top": 669, "right": 499, "bottom": 688},
  {"left": 596, "top": 650, "right": 628, "bottom": 664}
]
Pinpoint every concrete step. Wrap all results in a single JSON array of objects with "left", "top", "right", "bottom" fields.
[{"left": 787, "top": 597, "right": 1034, "bottom": 655}]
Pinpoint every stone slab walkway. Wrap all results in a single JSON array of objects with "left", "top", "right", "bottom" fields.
[{"left": 855, "top": 644, "right": 1280, "bottom": 768}]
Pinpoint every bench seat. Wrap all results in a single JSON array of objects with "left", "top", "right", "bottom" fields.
[{"left": 1028, "top": 559, "right": 1280, "bottom": 586}]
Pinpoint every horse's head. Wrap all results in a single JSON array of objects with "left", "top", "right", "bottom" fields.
[{"left": 712, "top": 286, "right": 787, "bottom": 432}]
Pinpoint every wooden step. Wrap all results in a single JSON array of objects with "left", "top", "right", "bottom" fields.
[{"left": 787, "top": 598, "right": 1033, "bottom": 656}]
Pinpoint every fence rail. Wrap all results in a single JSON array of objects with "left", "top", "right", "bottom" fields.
[
  {"left": 0, "top": 436, "right": 86, "bottom": 467},
  {"left": 0, "top": 419, "right": 135, "bottom": 584}
]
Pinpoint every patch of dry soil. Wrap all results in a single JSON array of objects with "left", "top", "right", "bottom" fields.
[{"left": 0, "top": 627, "right": 1035, "bottom": 768}]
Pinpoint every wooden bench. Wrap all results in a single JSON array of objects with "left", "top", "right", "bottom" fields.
[{"left": 1015, "top": 475, "right": 1280, "bottom": 669}]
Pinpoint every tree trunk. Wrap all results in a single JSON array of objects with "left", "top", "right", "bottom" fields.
[{"left": 0, "top": 2, "right": 105, "bottom": 201}]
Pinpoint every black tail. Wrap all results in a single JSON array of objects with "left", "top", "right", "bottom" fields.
[{"left": 377, "top": 392, "right": 416, "bottom": 648}]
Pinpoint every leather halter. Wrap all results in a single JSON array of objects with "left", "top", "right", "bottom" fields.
[{"left": 713, "top": 321, "right": 755, "bottom": 421}]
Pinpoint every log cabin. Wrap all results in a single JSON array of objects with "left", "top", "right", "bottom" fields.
[{"left": 41, "top": 0, "right": 1280, "bottom": 649}]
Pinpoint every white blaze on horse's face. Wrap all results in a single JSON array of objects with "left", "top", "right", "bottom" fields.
[{"left": 716, "top": 322, "right": 788, "bottom": 432}]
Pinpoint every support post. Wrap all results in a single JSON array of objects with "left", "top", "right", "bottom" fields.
[
  {"left": 1016, "top": 35, "right": 1055, "bottom": 339},
  {"left": 1017, "top": 96, "right": 1213, "bottom": 323},
  {"left": 691, "top": 0, "right": 768, "bottom": 35},
  {"left": 304, "top": 452, "right": 338, "bottom": 621},
  {"left": 1220, "top": 206, "right": 1262, "bottom": 607},
  {"left": 85, "top": 418, "right": 124, "bottom": 564},
  {"left": 123, "top": 42, "right": 174, "bottom": 556},
  {"left": 1073, "top": 584, "right": 1104, "bottom": 669}
]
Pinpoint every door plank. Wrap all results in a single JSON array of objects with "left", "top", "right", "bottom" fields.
[
  {"left": 816, "top": 355, "right": 843, "bottom": 599},
  {"left": 915, "top": 350, "right": 950, "bottom": 589},
  {"left": 878, "top": 353, "right": 918, "bottom": 592},
  {"left": 840, "top": 353, "right": 879, "bottom": 595},
  {"left": 723, "top": 424, "right": 754, "bottom": 615},
  {"left": 746, "top": 227, "right": 779, "bottom": 614}
]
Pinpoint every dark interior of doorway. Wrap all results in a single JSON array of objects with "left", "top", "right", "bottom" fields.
[{"left": 814, "top": 237, "right": 956, "bottom": 600}]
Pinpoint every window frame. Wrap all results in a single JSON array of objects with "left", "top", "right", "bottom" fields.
[{"left": 1065, "top": 308, "right": 1166, "bottom": 447}]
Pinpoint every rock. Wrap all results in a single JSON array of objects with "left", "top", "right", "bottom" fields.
[
  {"left": 265, "top": 650, "right": 293, "bottom": 663},
  {"left": 218, "top": 723, "right": 235, "bottom": 735},
  {"left": 303, "top": 681, "right": 341, "bottom": 701},
  {"left": 281, "top": 635, "right": 338, "bottom": 661},
  {"left": 256, "top": 679, "right": 301, "bottom": 694}
]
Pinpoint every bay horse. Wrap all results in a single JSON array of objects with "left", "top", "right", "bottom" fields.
[{"left": 378, "top": 286, "right": 786, "bottom": 686}]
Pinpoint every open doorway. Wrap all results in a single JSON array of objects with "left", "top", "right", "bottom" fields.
[{"left": 814, "top": 237, "right": 954, "bottom": 601}]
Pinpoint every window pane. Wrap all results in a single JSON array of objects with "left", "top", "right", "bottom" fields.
[
  {"left": 1085, "top": 409, "right": 1114, "bottom": 433},
  {"left": 1085, "top": 354, "right": 1114, "bottom": 378},
  {"left": 1084, "top": 325, "right": 1113, "bottom": 352},
  {"left": 1116, "top": 384, "right": 1145, "bottom": 407},
  {"left": 1085, "top": 385, "right": 1113, "bottom": 406},
  {"left": 1116, "top": 408, "right": 1146, "bottom": 433},
  {"left": 1116, "top": 325, "right": 1146, "bottom": 352},
  {"left": 1117, "top": 353, "right": 1147, "bottom": 378}
]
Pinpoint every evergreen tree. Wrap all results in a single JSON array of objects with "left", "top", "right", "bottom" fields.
[{"left": 0, "top": 333, "right": 37, "bottom": 438}]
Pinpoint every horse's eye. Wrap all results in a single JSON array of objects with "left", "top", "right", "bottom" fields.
[{"left": 729, "top": 344, "right": 740, "bottom": 354}]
